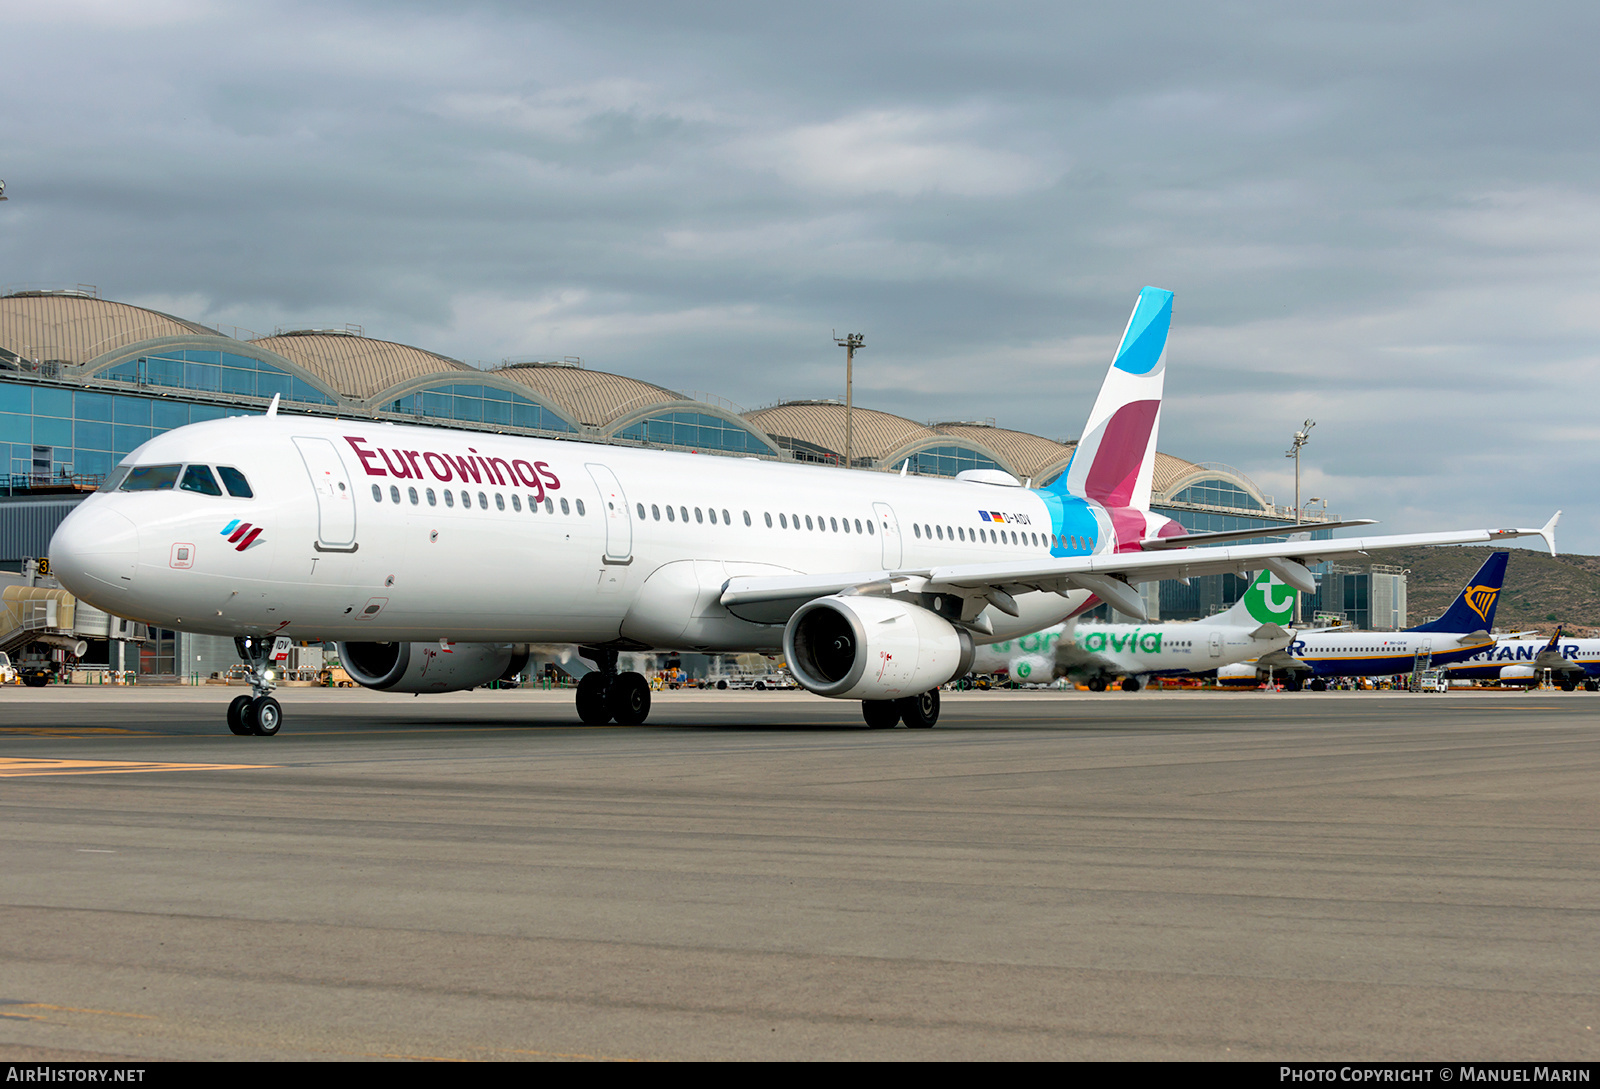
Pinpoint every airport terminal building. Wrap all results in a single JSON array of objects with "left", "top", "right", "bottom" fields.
[{"left": 1, "top": 286, "right": 1389, "bottom": 678}]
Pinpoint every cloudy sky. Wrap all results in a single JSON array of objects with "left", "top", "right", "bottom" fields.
[{"left": 3, "top": 1, "right": 1596, "bottom": 549}]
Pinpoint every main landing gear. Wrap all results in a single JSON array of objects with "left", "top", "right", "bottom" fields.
[
  {"left": 576, "top": 647, "right": 652, "bottom": 726},
  {"left": 860, "top": 689, "right": 940, "bottom": 729},
  {"left": 226, "top": 635, "right": 284, "bottom": 736}
]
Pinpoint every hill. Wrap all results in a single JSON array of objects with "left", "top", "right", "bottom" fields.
[{"left": 1362, "top": 546, "right": 1600, "bottom": 636}]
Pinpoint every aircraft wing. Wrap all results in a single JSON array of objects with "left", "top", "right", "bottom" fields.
[
  {"left": 720, "top": 514, "right": 1560, "bottom": 624},
  {"left": 1253, "top": 648, "right": 1310, "bottom": 672},
  {"left": 1051, "top": 640, "right": 1107, "bottom": 679}
]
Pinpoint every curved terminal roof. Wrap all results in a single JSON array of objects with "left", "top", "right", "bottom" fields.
[
  {"left": 250, "top": 331, "right": 473, "bottom": 402},
  {"left": 0, "top": 291, "right": 219, "bottom": 367},
  {"left": 928, "top": 423, "right": 1074, "bottom": 481},
  {"left": 489, "top": 363, "right": 684, "bottom": 428},
  {"left": 1151, "top": 454, "right": 1209, "bottom": 498},
  {"left": 744, "top": 401, "right": 936, "bottom": 463},
  {"left": 0, "top": 288, "right": 1283, "bottom": 510}
]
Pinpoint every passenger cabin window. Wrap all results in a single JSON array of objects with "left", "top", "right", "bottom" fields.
[
  {"left": 121, "top": 465, "right": 181, "bottom": 492},
  {"left": 217, "top": 466, "right": 253, "bottom": 498},
  {"left": 372, "top": 484, "right": 383, "bottom": 502},
  {"left": 444, "top": 489, "right": 455, "bottom": 508},
  {"left": 561, "top": 498, "right": 571, "bottom": 515},
  {"left": 576, "top": 500, "right": 585, "bottom": 516},
  {"left": 180, "top": 465, "right": 223, "bottom": 497}
]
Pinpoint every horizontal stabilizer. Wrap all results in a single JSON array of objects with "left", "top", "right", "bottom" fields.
[
  {"left": 1455, "top": 630, "right": 1491, "bottom": 645},
  {"left": 1251, "top": 623, "right": 1291, "bottom": 640}
]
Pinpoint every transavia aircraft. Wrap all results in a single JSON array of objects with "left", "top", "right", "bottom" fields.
[
  {"left": 1445, "top": 627, "right": 1600, "bottom": 690},
  {"left": 1218, "top": 551, "right": 1515, "bottom": 690},
  {"left": 972, "top": 568, "right": 1296, "bottom": 691},
  {"left": 47, "top": 288, "right": 1560, "bottom": 735}
]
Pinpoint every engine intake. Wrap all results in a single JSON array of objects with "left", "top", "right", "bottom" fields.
[
  {"left": 338, "top": 641, "right": 526, "bottom": 694},
  {"left": 784, "top": 596, "right": 973, "bottom": 700}
]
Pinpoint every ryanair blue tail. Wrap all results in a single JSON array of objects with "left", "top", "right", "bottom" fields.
[{"left": 1408, "top": 551, "right": 1508, "bottom": 634}]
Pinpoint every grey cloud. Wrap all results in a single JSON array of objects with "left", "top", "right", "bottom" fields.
[{"left": 2, "top": 0, "right": 1595, "bottom": 547}]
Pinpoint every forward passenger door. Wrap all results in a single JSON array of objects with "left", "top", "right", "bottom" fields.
[{"left": 873, "top": 502, "right": 902, "bottom": 569}]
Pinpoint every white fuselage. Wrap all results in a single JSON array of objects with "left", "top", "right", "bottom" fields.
[
  {"left": 1445, "top": 638, "right": 1600, "bottom": 680},
  {"left": 973, "top": 615, "right": 1291, "bottom": 682},
  {"left": 1281, "top": 629, "right": 1496, "bottom": 677},
  {"left": 50, "top": 415, "right": 1109, "bottom": 650}
]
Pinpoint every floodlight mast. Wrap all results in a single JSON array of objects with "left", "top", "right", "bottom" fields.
[
  {"left": 1285, "top": 419, "right": 1316, "bottom": 624},
  {"left": 834, "top": 331, "right": 864, "bottom": 468}
]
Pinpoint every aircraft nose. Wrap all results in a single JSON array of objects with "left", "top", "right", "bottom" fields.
[{"left": 50, "top": 502, "right": 139, "bottom": 596}]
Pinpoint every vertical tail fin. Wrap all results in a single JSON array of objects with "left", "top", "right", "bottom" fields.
[
  {"left": 1219, "top": 569, "right": 1297, "bottom": 628},
  {"left": 1407, "top": 551, "right": 1508, "bottom": 633},
  {"left": 1049, "top": 286, "right": 1172, "bottom": 509}
]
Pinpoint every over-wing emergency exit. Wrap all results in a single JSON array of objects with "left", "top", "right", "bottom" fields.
[{"left": 47, "top": 287, "right": 1560, "bottom": 734}]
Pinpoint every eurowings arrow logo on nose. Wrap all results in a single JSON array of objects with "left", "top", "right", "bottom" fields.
[
  {"left": 221, "top": 519, "right": 264, "bottom": 551},
  {"left": 1464, "top": 585, "right": 1498, "bottom": 623}
]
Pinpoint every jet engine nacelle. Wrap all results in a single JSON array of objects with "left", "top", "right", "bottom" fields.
[
  {"left": 1216, "top": 663, "right": 1261, "bottom": 686},
  {"left": 1498, "top": 664, "right": 1536, "bottom": 683},
  {"left": 783, "top": 596, "right": 974, "bottom": 700},
  {"left": 1009, "top": 654, "right": 1056, "bottom": 683},
  {"left": 338, "top": 641, "right": 527, "bottom": 694}
]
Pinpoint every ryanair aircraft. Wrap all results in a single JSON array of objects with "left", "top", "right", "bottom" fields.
[
  {"left": 1219, "top": 552, "right": 1514, "bottom": 689},
  {"left": 47, "top": 288, "right": 1559, "bottom": 734},
  {"left": 1445, "top": 627, "right": 1600, "bottom": 690}
]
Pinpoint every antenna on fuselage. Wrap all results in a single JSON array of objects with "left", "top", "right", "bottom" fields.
[{"left": 266, "top": 393, "right": 281, "bottom": 417}]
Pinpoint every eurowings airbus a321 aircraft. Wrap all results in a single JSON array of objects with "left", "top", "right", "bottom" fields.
[{"left": 47, "top": 288, "right": 1560, "bottom": 735}]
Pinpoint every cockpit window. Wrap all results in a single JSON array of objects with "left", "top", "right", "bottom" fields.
[
  {"left": 217, "top": 466, "right": 253, "bottom": 498},
  {"left": 119, "top": 464, "right": 181, "bottom": 492},
  {"left": 97, "top": 465, "right": 132, "bottom": 493},
  {"left": 180, "top": 465, "right": 223, "bottom": 496}
]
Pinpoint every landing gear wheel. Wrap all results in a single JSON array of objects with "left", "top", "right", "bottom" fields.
[
  {"left": 1086, "top": 677, "right": 1107, "bottom": 693},
  {"left": 1586, "top": 679, "right": 1599, "bottom": 693},
  {"left": 607, "top": 672, "right": 652, "bottom": 725},
  {"left": 862, "top": 700, "right": 901, "bottom": 729},
  {"left": 1308, "top": 678, "right": 1327, "bottom": 692},
  {"left": 576, "top": 672, "right": 612, "bottom": 725},
  {"left": 250, "top": 696, "right": 282, "bottom": 736},
  {"left": 1284, "top": 675, "right": 1305, "bottom": 692},
  {"left": 898, "top": 689, "right": 940, "bottom": 728},
  {"left": 1120, "top": 677, "right": 1142, "bottom": 692},
  {"left": 227, "top": 694, "right": 253, "bottom": 736},
  {"left": 1560, "top": 679, "right": 1576, "bottom": 692}
]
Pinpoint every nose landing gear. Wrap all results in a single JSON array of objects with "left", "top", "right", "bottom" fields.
[{"left": 226, "top": 636, "right": 285, "bottom": 736}]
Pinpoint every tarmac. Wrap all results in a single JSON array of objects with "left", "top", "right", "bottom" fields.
[{"left": 0, "top": 685, "right": 1596, "bottom": 1061}]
